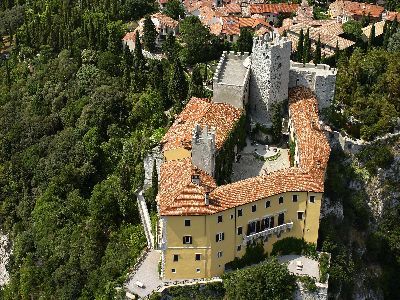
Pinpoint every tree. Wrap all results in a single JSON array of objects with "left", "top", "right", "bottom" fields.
[
  {"left": 342, "top": 20, "right": 363, "bottom": 43},
  {"left": 168, "top": 59, "right": 188, "bottom": 109},
  {"left": 163, "top": 0, "right": 185, "bottom": 20},
  {"left": 189, "top": 64, "right": 204, "bottom": 98},
  {"left": 132, "top": 32, "right": 147, "bottom": 92},
  {"left": 334, "top": 40, "right": 340, "bottom": 65},
  {"left": 388, "top": 29, "right": 400, "bottom": 52},
  {"left": 296, "top": 29, "right": 304, "bottom": 63},
  {"left": 179, "top": 16, "right": 212, "bottom": 65},
  {"left": 237, "top": 28, "right": 254, "bottom": 53},
  {"left": 303, "top": 28, "right": 311, "bottom": 63},
  {"left": 143, "top": 16, "right": 157, "bottom": 52},
  {"left": 162, "top": 31, "right": 178, "bottom": 59},
  {"left": 368, "top": 23, "right": 376, "bottom": 49},
  {"left": 314, "top": 35, "right": 321, "bottom": 64},
  {"left": 223, "top": 258, "right": 297, "bottom": 300}
]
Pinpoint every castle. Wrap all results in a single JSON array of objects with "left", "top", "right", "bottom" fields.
[{"left": 154, "top": 32, "right": 333, "bottom": 280}]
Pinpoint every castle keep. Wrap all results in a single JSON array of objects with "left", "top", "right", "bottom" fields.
[{"left": 154, "top": 32, "right": 333, "bottom": 280}]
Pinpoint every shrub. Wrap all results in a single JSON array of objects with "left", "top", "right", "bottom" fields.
[
  {"left": 356, "top": 144, "right": 394, "bottom": 175},
  {"left": 271, "top": 237, "right": 317, "bottom": 259},
  {"left": 298, "top": 275, "right": 318, "bottom": 293},
  {"left": 225, "top": 242, "right": 266, "bottom": 270},
  {"left": 319, "top": 253, "right": 330, "bottom": 283}
]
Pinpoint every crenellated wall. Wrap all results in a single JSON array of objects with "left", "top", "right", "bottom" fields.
[
  {"left": 213, "top": 51, "right": 251, "bottom": 109},
  {"left": 250, "top": 33, "right": 292, "bottom": 126},
  {"left": 289, "top": 62, "right": 337, "bottom": 111}
]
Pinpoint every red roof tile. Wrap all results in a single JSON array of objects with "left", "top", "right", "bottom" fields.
[{"left": 250, "top": 3, "right": 299, "bottom": 14}]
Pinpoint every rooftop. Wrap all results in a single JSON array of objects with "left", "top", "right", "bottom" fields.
[
  {"left": 329, "top": 0, "right": 384, "bottom": 18},
  {"left": 250, "top": 3, "right": 299, "bottom": 14},
  {"left": 161, "top": 98, "right": 243, "bottom": 152}
]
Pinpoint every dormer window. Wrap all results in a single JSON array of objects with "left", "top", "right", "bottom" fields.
[{"left": 191, "top": 174, "right": 200, "bottom": 185}]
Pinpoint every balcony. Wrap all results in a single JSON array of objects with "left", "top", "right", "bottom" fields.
[{"left": 243, "top": 221, "right": 294, "bottom": 244}]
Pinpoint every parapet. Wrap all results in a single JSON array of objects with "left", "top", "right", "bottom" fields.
[
  {"left": 252, "top": 32, "right": 291, "bottom": 51},
  {"left": 290, "top": 61, "right": 337, "bottom": 76},
  {"left": 213, "top": 51, "right": 250, "bottom": 84}
]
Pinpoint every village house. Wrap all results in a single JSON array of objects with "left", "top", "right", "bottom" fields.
[
  {"left": 122, "top": 13, "right": 179, "bottom": 52},
  {"left": 328, "top": 0, "right": 384, "bottom": 23},
  {"left": 249, "top": 3, "right": 299, "bottom": 25}
]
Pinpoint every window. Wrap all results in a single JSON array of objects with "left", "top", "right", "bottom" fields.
[
  {"left": 237, "top": 245, "right": 242, "bottom": 252},
  {"left": 298, "top": 211, "right": 304, "bottom": 220},
  {"left": 230, "top": 214, "right": 234, "bottom": 219},
  {"left": 237, "top": 226, "right": 243, "bottom": 235},
  {"left": 252, "top": 204, "right": 257, "bottom": 212},
  {"left": 278, "top": 213, "right": 285, "bottom": 226},
  {"left": 262, "top": 216, "right": 274, "bottom": 229},
  {"left": 184, "top": 219, "right": 191, "bottom": 227},
  {"left": 217, "top": 215, "right": 223, "bottom": 223},
  {"left": 238, "top": 209, "right": 243, "bottom": 217},
  {"left": 196, "top": 268, "right": 201, "bottom": 273},
  {"left": 172, "top": 269, "right": 176, "bottom": 273},
  {"left": 292, "top": 195, "right": 298, "bottom": 202},
  {"left": 279, "top": 196, "right": 284, "bottom": 204},
  {"left": 265, "top": 200, "right": 270, "bottom": 208},
  {"left": 183, "top": 236, "right": 192, "bottom": 244},
  {"left": 217, "top": 251, "right": 223, "bottom": 258},
  {"left": 309, "top": 195, "right": 315, "bottom": 203},
  {"left": 173, "top": 254, "right": 179, "bottom": 262},
  {"left": 216, "top": 232, "right": 225, "bottom": 242},
  {"left": 247, "top": 221, "right": 257, "bottom": 235},
  {"left": 195, "top": 254, "right": 201, "bottom": 261}
]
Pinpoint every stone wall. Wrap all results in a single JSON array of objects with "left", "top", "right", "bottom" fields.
[
  {"left": 213, "top": 51, "right": 251, "bottom": 109},
  {"left": 289, "top": 62, "right": 337, "bottom": 110},
  {"left": 191, "top": 125, "right": 216, "bottom": 176},
  {"left": 250, "top": 33, "right": 291, "bottom": 126},
  {"left": 143, "top": 146, "right": 163, "bottom": 189}
]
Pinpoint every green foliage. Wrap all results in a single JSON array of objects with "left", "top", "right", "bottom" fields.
[
  {"left": 334, "top": 48, "right": 400, "bottom": 140},
  {"left": 289, "top": 139, "right": 296, "bottom": 167},
  {"left": 222, "top": 258, "right": 297, "bottom": 300},
  {"left": 303, "top": 28, "right": 311, "bottom": 63},
  {"left": 388, "top": 29, "right": 400, "bottom": 52},
  {"left": 318, "top": 253, "right": 330, "bottom": 283},
  {"left": 356, "top": 144, "right": 394, "bottom": 175},
  {"left": 368, "top": 23, "right": 376, "bottom": 49},
  {"left": 163, "top": 31, "right": 179, "bottom": 60},
  {"left": 342, "top": 20, "right": 363, "bottom": 43},
  {"left": 271, "top": 237, "right": 317, "bottom": 259},
  {"left": 143, "top": 15, "right": 157, "bottom": 52},
  {"left": 237, "top": 28, "right": 254, "bottom": 53},
  {"left": 163, "top": 0, "right": 185, "bottom": 20},
  {"left": 296, "top": 29, "right": 304, "bottom": 62},
  {"left": 190, "top": 64, "right": 205, "bottom": 98},
  {"left": 168, "top": 58, "right": 188, "bottom": 109},
  {"left": 226, "top": 242, "right": 266, "bottom": 270},
  {"left": 298, "top": 275, "right": 318, "bottom": 292},
  {"left": 314, "top": 36, "right": 321, "bottom": 64},
  {"left": 166, "top": 282, "right": 225, "bottom": 300}
]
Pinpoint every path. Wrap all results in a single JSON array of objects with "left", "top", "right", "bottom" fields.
[
  {"left": 137, "top": 190, "right": 154, "bottom": 249},
  {"left": 125, "top": 250, "right": 162, "bottom": 299}
]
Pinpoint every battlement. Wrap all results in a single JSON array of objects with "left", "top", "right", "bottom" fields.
[
  {"left": 191, "top": 124, "right": 216, "bottom": 176},
  {"left": 212, "top": 51, "right": 251, "bottom": 109},
  {"left": 252, "top": 32, "right": 291, "bottom": 51},
  {"left": 290, "top": 62, "right": 337, "bottom": 76}
]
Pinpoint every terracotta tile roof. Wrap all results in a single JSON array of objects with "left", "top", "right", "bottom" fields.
[
  {"left": 122, "top": 31, "right": 137, "bottom": 42},
  {"left": 250, "top": 3, "right": 299, "bottom": 14},
  {"left": 158, "top": 87, "right": 330, "bottom": 216},
  {"left": 157, "top": 157, "right": 220, "bottom": 216},
  {"left": 225, "top": 3, "right": 242, "bottom": 14},
  {"left": 152, "top": 13, "right": 179, "bottom": 28},
  {"left": 210, "top": 22, "right": 223, "bottom": 35},
  {"left": 161, "top": 98, "right": 243, "bottom": 152},
  {"left": 255, "top": 26, "right": 273, "bottom": 36},
  {"left": 222, "top": 21, "right": 241, "bottom": 35},
  {"left": 239, "top": 17, "right": 269, "bottom": 28},
  {"left": 384, "top": 11, "right": 400, "bottom": 21},
  {"left": 329, "top": 1, "right": 384, "bottom": 19}
]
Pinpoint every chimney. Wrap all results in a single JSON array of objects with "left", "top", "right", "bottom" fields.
[{"left": 204, "top": 192, "right": 210, "bottom": 205}]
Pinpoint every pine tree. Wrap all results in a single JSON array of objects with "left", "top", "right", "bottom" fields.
[
  {"left": 334, "top": 40, "right": 340, "bottom": 65},
  {"left": 314, "top": 35, "right": 321, "bottom": 65},
  {"left": 151, "top": 161, "right": 158, "bottom": 198},
  {"left": 368, "top": 23, "right": 375, "bottom": 49},
  {"left": 297, "top": 29, "right": 304, "bottom": 63},
  {"left": 168, "top": 59, "right": 189, "bottom": 109},
  {"left": 143, "top": 16, "right": 157, "bottom": 52},
  {"left": 190, "top": 65, "right": 204, "bottom": 98},
  {"left": 383, "top": 21, "right": 390, "bottom": 49},
  {"left": 162, "top": 31, "right": 177, "bottom": 59},
  {"left": 303, "top": 28, "right": 311, "bottom": 63},
  {"left": 132, "top": 32, "right": 147, "bottom": 92}
]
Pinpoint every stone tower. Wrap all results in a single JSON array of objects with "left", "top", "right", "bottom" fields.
[
  {"left": 250, "top": 33, "right": 292, "bottom": 126},
  {"left": 191, "top": 124, "right": 216, "bottom": 177}
]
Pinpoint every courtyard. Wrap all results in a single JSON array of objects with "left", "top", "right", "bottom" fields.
[{"left": 231, "top": 138, "right": 290, "bottom": 182}]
